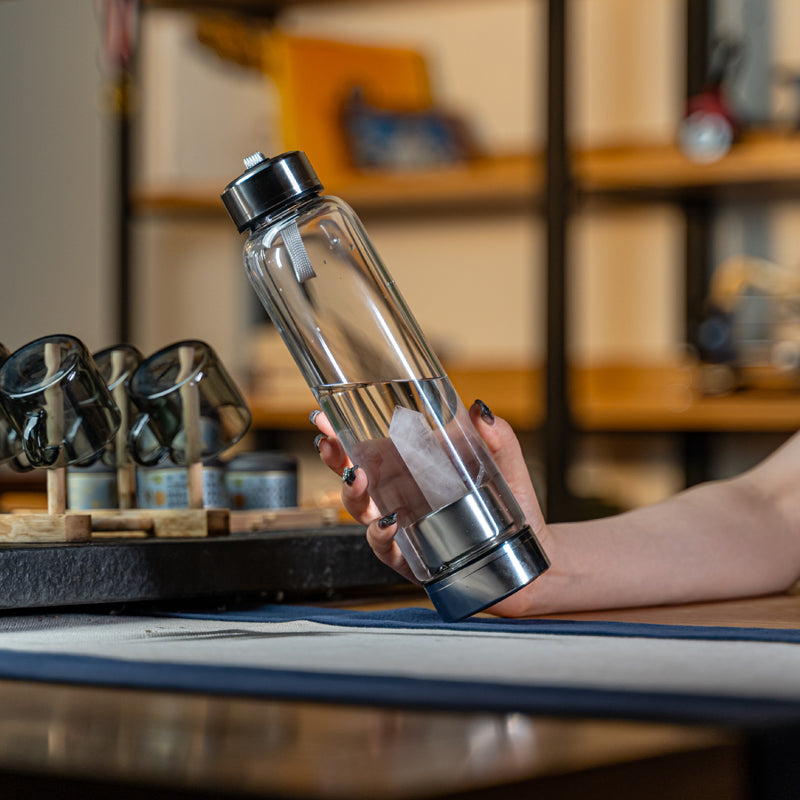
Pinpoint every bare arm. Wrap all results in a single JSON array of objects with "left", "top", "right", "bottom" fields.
[
  {"left": 313, "top": 403, "right": 800, "bottom": 617},
  {"left": 494, "top": 443, "right": 800, "bottom": 616}
]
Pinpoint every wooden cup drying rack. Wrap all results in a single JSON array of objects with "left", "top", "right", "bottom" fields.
[
  {"left": 0, "top": 459, "right": 341, "bottom": 544},
  {"left": 0, "top": 344, "right": 339, "bottom": 544}
]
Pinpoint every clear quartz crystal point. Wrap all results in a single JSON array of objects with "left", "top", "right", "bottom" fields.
[{"left": 389, "top": 406, "right": 464, "bottom": 510}]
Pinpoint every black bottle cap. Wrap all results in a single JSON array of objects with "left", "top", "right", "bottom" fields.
[{"left": 221, "top": 150, "right": 323, "bottom": 233}]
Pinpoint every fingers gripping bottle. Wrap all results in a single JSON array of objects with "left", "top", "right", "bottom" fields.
[{"left": 222, "top": 151, "right": 549, "bottom": 621}]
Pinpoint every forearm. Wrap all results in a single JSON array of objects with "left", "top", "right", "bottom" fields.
[{"left": 494, "top": 464, "right": 800, "bottom": 617}]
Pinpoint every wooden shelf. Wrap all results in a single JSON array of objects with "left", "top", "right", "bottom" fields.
[
  {"left": 134, "top": 131, "right": 800, "bottom": 219},
  {"left": 324, "top": 154, "right": 539, "bottom": 215},
  {"left": 575, "top": 130, "right": 800, "bottom": 200},
  {"left": 245, "top": 362, "right": 800, "bottom": 435},
  {"left": 132, "top": 154, "right": 539, "bottom": 219},
  {"left": 572, "top": 364, "right": 800, "bottom": 433}
]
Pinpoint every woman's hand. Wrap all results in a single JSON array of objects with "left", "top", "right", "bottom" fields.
[
  {"left": 311, "top": 408, "right": 417, "bottom": 583},
  {"left": 310, "top": 400, "right": 549, "bottom": 592}
]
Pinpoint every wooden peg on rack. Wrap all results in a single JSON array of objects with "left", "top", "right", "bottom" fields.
[
  {"left": 110, "top": 349, "right": 136, "bottom": 509},
  {"left": 44, "top": 341, "right": 66, "bottom": 516},
  {"left": 178, "top": 345, "right": 204, "bottom": 509}
]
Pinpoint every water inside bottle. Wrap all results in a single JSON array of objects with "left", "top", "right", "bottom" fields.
[
  {"left": 315, "top": 376, "right": 519, "bottom": 579},
  {"left": 316, "top": 377, "right": 463, "bottom": 507}
]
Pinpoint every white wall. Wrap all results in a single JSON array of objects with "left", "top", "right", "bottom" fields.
[
  {"left": 0, "top": 0, "right": 114, "bottom": 353},
  {"left": 134, "top": 10, "right": 276, "bottom": 371}
]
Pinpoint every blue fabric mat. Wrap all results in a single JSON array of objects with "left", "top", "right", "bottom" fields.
[
  {"left": 1, "top": 604, "right": 800, "bottom": 727},
  {"left": 158, "top": 603, "right": 800, "bottom": 644},
  {"left": 2, "top": 647, "right": 799, "bottom": 727}
]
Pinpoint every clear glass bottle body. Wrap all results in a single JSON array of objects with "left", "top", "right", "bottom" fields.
[{"left": 243, "top": 195, "right": 529, "bottom": 585}]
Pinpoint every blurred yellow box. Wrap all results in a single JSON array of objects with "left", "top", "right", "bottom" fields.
[
  {"left": 261, "top": 30, "right": 434, "bottom": 180},
  {"left": 196, "top": 17, "right": 434, "bottom": 178}
]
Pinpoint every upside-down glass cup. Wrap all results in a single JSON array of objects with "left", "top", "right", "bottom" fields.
[
  {"left": 0, "top": 335, "right": 121, "bottom": 469},
  {"left": 221, "top": 150, "right": 550, "bottom": 621},
  {"left": 127, "top": 340, "right": 251, "bottom": 467},
  {"left": 93, "top": 344, "right": 143, "bottom": 464}
]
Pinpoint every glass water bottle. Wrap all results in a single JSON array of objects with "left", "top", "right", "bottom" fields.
[{"left": 222, "top": 150, "right": 549, "bottom": 621}]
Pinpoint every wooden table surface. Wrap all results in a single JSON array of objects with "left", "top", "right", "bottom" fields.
[{"left": 2, "top": 591, "right": 799, "bottom": 799}]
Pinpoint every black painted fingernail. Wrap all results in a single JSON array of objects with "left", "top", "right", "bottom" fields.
[
  {"left": 475, "top": 399, "right": 495, "bottom": 424},
  {"left": 313, "top": 433, "right": 326, "bottom": 453},
  {"left": 342, "top": 465, "right": 359, "bottom": 485},
  {"left": 309, "top": 409, "right": 321, "bottom": 425},
  {"left": 378, "top": 512, "right": 397, "bottom": 529}
]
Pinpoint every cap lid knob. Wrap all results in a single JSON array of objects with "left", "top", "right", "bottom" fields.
[
  {"left": 242, "top": 151, "right": 267, "bottom": 170},
  {"left": 221, "top": 150, "right": 323, "bottom": 233}
]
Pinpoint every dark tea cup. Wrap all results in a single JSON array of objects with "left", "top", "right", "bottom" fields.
[
  {"left": 127, "top": 340, "right": 251, "bottom": 467},
  {"left": 0, "top": 335, "right": 121, "bottom": 469}
]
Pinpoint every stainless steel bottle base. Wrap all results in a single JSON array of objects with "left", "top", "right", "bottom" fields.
[{"left": 423, "top": 526, "right": 549, "bottom": 622}]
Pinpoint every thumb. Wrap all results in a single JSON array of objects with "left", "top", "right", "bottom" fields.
[{"left": 469, "top": 400, "right": 546, "bottom": 533}]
